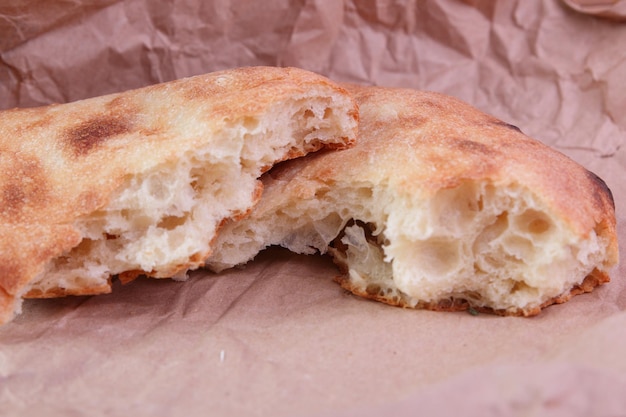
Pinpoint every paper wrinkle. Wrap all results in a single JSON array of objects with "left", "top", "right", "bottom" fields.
[
  {"left": 0, "top": 0, "right": 120, "bottom": 51},
  {"left": 1, "top": 0, "right": 626, "bottom": 416},
  {"left": 562, "top": 0, "right": 626, "bottom": 19}
]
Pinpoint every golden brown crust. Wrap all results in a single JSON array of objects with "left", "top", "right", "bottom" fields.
[
  {"left": 342, "top": 85, "right": 616, "bottom": 314},
  {"left": 0, "top": 66, "right": 358, "bottom": 323}
]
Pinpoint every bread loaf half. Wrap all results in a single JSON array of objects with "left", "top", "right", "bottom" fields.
[
  {"left": 207, "top": 85, "right": 618, "bottom": 316},
  {"left": 0, "top": 67, "right": 358, "bottom": 324}
]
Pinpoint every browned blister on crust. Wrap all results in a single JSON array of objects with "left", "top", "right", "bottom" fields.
[
  {"left": 207, "top": 85, "right": 618, "bottom": 316},
  {"left": 0, "top": 66, "right": 358, "bottom": 324}
]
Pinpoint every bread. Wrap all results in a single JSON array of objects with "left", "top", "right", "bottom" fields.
[
  {"left": 0, "top": 66, "right": 358, "bottom": 324},
  {"left": 207, "top": 85, "right": 618, "bottom": 316}
]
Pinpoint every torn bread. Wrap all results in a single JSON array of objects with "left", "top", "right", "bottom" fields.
[
  {"left": 0, "top": 66, "right": 358, "bottom": 324},
  {"left": 207, "top": 85, "right": 618, "bottom": 316}
]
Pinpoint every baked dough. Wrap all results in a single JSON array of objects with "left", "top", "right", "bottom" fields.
[
  {"left": 0, "top": 66, "right": 358, "bottom": 324},
  {"left": 207, "top": 85, "right": 618, "bottom": 316}
]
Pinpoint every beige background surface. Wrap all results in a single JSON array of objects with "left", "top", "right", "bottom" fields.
[{"left": 1, "top": 1, "right": 625, "bottom": 416}]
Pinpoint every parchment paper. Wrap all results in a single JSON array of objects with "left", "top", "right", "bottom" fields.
[{"left": 1, "top": 1, "right": 626, "bottom": 416}]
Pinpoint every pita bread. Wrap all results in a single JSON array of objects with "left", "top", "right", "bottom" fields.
[
  {"left": 207, "top": 85, "right": 618, "bottom": 316},
  {"left": 0, "top": 66, "right": 358, "bottom": 324}
]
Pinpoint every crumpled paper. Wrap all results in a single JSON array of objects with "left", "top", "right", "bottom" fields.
[
  {"left": 1, "top": 1, "right": 625, "bottom": 416},
  {"left": 563, "top": 0, "right": 626, "bottom": 20}
]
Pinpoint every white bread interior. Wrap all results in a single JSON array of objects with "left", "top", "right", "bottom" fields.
[{"left": 208, "top": 177, "right": 611, "bottom": 315}]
